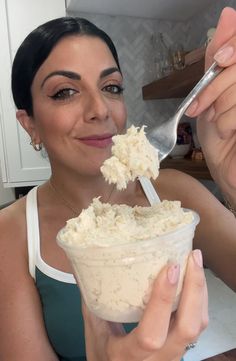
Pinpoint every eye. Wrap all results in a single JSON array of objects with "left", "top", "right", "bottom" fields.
[
  {"left": 103, "top": 84, "right": 124, "bottom": 95},
  {"left": 49, "top": 88, "right": 78, "bottom": 101}
]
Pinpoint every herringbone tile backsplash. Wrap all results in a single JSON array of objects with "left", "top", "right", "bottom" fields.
[{"left": 68, "top": 0, "right": 236, "bottom": 131}]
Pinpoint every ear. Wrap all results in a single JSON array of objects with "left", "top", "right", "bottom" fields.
[{"left": 16, "top": 110, "right": 41, "bottom": 144}]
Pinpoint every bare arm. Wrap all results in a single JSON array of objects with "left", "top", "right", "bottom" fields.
[
  {"left": 158, "top": 168, "right": 236, "bottom": 291},
  {"left": 0, "top": 203, "right": 58, "bottom": 360}
]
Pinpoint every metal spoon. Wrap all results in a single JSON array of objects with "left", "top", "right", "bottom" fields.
[{"left": 147, "top": 61, "right": 223, "bottom": 162}]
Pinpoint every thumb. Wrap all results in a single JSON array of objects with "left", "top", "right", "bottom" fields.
[
  {"left": 81, "top": 298, "right": 125, "bottom": 336},
  {"left": 81, "top": 299, "right": 126, "bottom": 361}
]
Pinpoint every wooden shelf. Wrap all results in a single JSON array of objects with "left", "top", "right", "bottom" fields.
[
  {"left": 142, "top": 58, "right": 205, "bottom": 99},
  {"left": 160, "top": 157, "right": 212, "bottom": 180}
]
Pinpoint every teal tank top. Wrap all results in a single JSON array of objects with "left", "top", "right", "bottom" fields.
[
  {"left": 27, "top": 185, "right": 183, "bottom": 361},
  {"left": 36, "top": 267, "right": 136, "bottom": 360},
  {"left": 35, "top": 268, "right": 86, "bottom": 360}
]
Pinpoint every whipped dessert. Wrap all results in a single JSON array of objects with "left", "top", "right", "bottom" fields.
[
  {"left": 57, "top": 199, "right": 197, "bottom": 322},
  {"left": 57, "top": 124, "right": 199, "bottom": 322},
  {"left": 100, "top": 125, "right": 159, "bottom": 190},
  {"left": 59, "top": 198, "right": 193, "bottom": 247}
]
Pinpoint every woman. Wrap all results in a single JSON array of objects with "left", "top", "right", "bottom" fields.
[{"left": 0, "top": 7, "right": 235, "bottom": 361}]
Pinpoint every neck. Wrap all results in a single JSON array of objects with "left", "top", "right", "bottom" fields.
[{"left": 47, "top": 173, "right": 116, "bottom": 212}]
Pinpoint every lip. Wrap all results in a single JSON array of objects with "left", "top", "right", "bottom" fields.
[{"left": 77, "top": 133, "right": 114, "bottom": 149}]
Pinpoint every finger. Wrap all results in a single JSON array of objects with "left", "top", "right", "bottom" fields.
[
  {"left": 82, "top": 299, "right": 126, "bottom": 337},
  {"left": 186, "top": 8, "right": 236, "bottom": 118},
  {"left": 194, "top": 80, "right": 236, "bottom": 125},
  {"left": 145, "top": 250, "right": 208, "bottom": 361},
  {"left": 109, "top": 263, "right": 180, "bottom": 361},
  {"left": 197, "top": 109, "right": 236, "bottom": 188},
  {"left": 186, "top": 64, "right": 236, "bottom": 117},
  {"left": 136, "top": 263, "right": 180, "bottom": 349},
  {"left": 196, "top": 109, "right": 223, "bottom": 162},
  {"left": 175, "top": 250, "right": 206, "bottom": 336},
  {"left": 201, "top": 280, "right": 209, "bottom": 330},
  {"left": 81, "top": 300, "right": 110, "bottom": 361},
  {"left": 214, "top": 83, "right": 236, "bottom": 117},
  {"left": 214, "top": 106, "right": 236, "bottom": 140},
  {"left": 165, "top": 250, "right": 207, "bottom": 355},
  {"left": 206, "top": 7, "right": 236, "bottom": 67},
  {"left": 82, "top": 299, "right": 127, "bottom": 361}
]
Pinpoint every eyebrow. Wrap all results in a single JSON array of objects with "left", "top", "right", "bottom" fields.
[
  {"left": 41, "top": 70, "right": 81, "bottom": 88},
  {"left": 100, "top": 67, "right": 121, "bottom": 78},
  {"left": 41, "top": 67, "right": 121, "bottom": 88}
]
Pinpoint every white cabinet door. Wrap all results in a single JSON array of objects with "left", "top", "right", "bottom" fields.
[{"left": 0, "top": 0, "right": 65, "bottom": 187}]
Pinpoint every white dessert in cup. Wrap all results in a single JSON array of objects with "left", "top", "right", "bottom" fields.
[{"left": 57, "top": 125, "right": 200, "bottom": 322}]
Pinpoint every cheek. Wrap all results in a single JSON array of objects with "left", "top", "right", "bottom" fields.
[
  {"left": 33, "top": 101, "right": 73, "bottom": 137},
  {"left": 112, "top": 102, "right": 127, "bottom": 131}
]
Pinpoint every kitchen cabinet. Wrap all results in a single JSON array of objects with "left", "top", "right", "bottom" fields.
[
  {"left": 0, "top": 0, "right": 65, "bottom": 187},
  {"left": 142, "top": 57, "right": 205, "bottom": 100}
]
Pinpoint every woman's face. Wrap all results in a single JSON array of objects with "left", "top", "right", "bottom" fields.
[{"left": 30, "top": 35, "right": 127, "bottom": 175}]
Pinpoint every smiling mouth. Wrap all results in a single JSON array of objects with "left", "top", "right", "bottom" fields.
[{"left": 78, "top": 134, "right": 114, "bottom": 148}]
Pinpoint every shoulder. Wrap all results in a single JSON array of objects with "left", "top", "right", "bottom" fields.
[
  {"left": 0, "top": 196, "right": 57, "bottom": 358},
  {"left": 158, "top": 167, "right": 200, "bottom": 184},
  {"left": 155, "top": 168, "right": 220, "bottom": 210},
  {"left": 0, "top": 197, "right": 28, "bottom": 269},
  {"left": 157, "top": 168, "right": 206, "bottom": 197},
  {"left": 0, "top": 196, "right": 26, "bottom": 233}
]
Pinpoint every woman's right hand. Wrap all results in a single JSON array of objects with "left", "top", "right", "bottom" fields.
[
  {"left": 186, "top": 7, "right": 236, "bottom": 206},
  {"left": 82, "top": 249, "right": 208, "bottom": 361}
]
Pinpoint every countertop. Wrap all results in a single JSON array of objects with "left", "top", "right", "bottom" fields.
[
  {"left": 184, "top": 269, "right": 236, "bottom": 361},
  {"left": 204, "top": 349, "right": 236, "bottom": 360}
]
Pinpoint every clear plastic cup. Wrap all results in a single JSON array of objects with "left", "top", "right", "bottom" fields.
[{"left": 57, "top": 210, "right": 199, "bottom": 323}]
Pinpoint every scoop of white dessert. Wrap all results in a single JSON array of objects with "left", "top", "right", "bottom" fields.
[
  {"left": 100, "top": 125, "right": 159, "bottom": 190},
  {"left": 59, "top": 197, "right": 193, "bottom": 247}
]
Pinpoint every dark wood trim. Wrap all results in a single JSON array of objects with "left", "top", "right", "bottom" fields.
[
  {"left": 160, "top": 157, "right": 212, "bottom": 180},
  {"left": 142, "top": 58, "right": 205, "bottom": 99}
]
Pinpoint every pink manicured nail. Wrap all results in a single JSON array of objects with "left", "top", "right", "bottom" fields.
[
  {"left": 214, "top": 45, "right": 234, "bottom": 63},
  {"left": 193, "top": 249, "right": 203, "bottom": 268},
  {"left": 185, "top": 100, "right": 198, "bottom": 116},
  {"left": 167, "top": 264, "right": 180, "bottom": 285}
]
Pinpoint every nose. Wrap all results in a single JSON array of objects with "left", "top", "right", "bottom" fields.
[{"left": 84, "top": 90, "right": 110, "bottom": 123}]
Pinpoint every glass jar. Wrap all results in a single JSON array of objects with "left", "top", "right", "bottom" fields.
[
  {"left": 152, "top": 32, "right": 173, "bottom": 78},
  {"left": 170, "top": 43, "right": 185, "bottom": 70}
]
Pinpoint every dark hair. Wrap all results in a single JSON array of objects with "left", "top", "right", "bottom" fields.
[{"left": 11, "top": 17, "right": 121, "bottom": 116}]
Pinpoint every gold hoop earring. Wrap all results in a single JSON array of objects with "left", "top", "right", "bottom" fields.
[{"left": 30, "top": 140, "right": 42, "bottom": 151}]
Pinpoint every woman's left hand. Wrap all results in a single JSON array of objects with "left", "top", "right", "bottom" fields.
[
  {"left": 81, "top": 251, "right": 208, "bottom": 361},
  {"left": 186, "top": 7, "right": 236, "bottom": 205}
]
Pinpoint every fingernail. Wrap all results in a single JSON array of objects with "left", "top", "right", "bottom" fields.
[
  {"left": 206, "top": 105, "right": 216, "bottom": 122},
  {"left": 214, "top": 45, "right": 234, "bottom": 63},
  {"left": 185, "top": 100, "right": 198, "bottom": 116},
  {"left": 192, "top": 249, "right": 203, "bottom": 268},
  {"left": 167, "top": 264, "right": 180, "bottom": 285}
]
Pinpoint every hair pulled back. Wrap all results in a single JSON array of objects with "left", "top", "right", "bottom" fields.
[{"left": 11, "top": 17, "right": 121, "bottom": 116}]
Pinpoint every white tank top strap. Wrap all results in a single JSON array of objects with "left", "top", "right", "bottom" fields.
[
  {"left": 26, "top": 186, "right": 76, "bottom": 284},
  {"left": 138, "top": 176, "right": 161, "bottom": 204},
  {"left": 26, "top": 186, "right": 40, "bottom": 280},
  {"left": 25, "top": 178, "right": 160, "bottom": 283}
]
